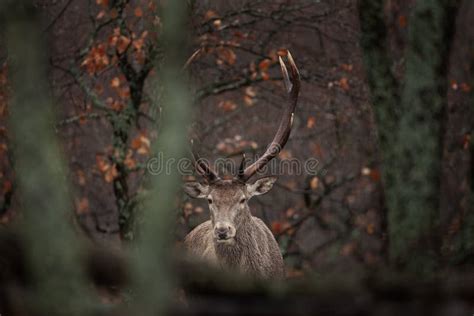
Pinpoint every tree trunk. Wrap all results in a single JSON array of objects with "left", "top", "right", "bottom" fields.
[
  {"left": 128, "top": 1, "right": 192, "bottom": 315},
  {"left": 359, "top": 0, "right": 459, "bottom": 273},
  {"left": 5, "top": 2, "right": 95, "bottom": 315}
]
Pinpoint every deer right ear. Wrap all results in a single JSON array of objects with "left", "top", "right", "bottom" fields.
[
  {"left": 246, "top": 176, "right": 277, "bottom": 197},
  {"left": 183, "top": 182, "right": 209, "bottom": 198}
]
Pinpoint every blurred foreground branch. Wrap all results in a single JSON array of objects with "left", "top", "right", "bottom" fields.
[
  {"left": 128, "top": 1, "right": 192, "bottom": 315},
  {"left": 4, "top": 2, "right": 95, "bottom": 315}
]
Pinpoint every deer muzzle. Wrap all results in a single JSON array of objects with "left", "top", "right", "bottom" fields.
[{"left": 214, "top": 222, "right": 236, "bottom": 243}]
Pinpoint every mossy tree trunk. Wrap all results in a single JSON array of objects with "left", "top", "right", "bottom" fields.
[
  {"left": 5, "top": 2, "right": 95, "bottom": 315},
  {"left": 128, "top": 1, "right": 192, "bottom": 315},
  {"left": 359, "top": 0, "right": 458, "bottom": 273}
]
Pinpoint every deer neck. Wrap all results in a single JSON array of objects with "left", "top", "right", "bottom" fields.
[{"left": 213, "top": 205, "right": 253, "bottom": 267}]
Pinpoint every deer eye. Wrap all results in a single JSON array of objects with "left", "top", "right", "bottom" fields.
[
  {"left": 239, "top": 198, "right": 246, "bottom": 204},
  {"left": 208, "top": 199, "right": 213, "bottom": 204}
]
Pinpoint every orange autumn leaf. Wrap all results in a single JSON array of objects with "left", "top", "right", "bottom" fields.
[
  {"left": 96, "top": 0, "right": 109, "bottom": 7},
  {"left": 204, "top": 10, "right": 218, "bottom": 21},
  {"left": 277, "top": 48, "right": 288, "bottom": 57},
  {"left": 398, "top": 15, "right": 407, "bottom": 28},
  {"left": 369, "top": 169, "right": 381, "bottom": 182},
  {"left": 110, "top": 100, "right": 125, "bottom": 112},
  {"left": 104, "top": 165, "right": 118, "bottom": 183},
  {"left": 110, "top": 77, "right": 120, "bottom": 88},
  {"left": 243, "top": 95, "right": 253, "bottom": 106},
  {"left": 258, "top": 59, "right": 271, "bottom": 71},
  {"left": 245, "top": 86, "right": 257, "bottom": 98},
  {"left": 76, "top": 197, "right": 89, "bottom": 215},
  {"left": 133, "top": 38, "right": 144, "bottom": 51},
  {"left": 96, "top": 154, "right": 110, "bottom": 173},
  {"left": 131, "top": 134, "right": 151, "bottom": 155},
  {"left": 148, "top": 1, "right": 156, "bottom": 11},
  {"left": 118, "top": 87, "right": 131, "bottom": 99},
  {"left": 134, "top": 6, "right": 143, "bottom": 17},
  {"left": 218, "top": 100, "right": 237, "bottom": 112},
  {"left": 271, "top": 221, "right": 282, "bottom": 234},
  {"left": 117, "top": 36, "right": 131, "bottom": 54},
  {"left": 137, "top": 146, "right": 149, "bottom": 155},
  {"left": 307, "top": 116, "right": 316, "bottom": 129},
  {"left": 124, "top": 153, "right": 136, "bottom": 169},
  {"left": 340, "top": 63, "right": 353, "bottom": 72},
  {"left": 140, "top": 135, "right": 151, "bottom": 148},
  {"left": 108, "top": 35, "right": 118, "bottom": 47},
  {"left": 131, "top": 137, "right": 142, "bottom": 150},
  {"left": 96, "top": 10, "right": 106, "bottom": 20},
  {"left": 216, "top": 47, "right": 236, "bottom": 65},
  {"left": 244, "top": 87, "right": 257, "bottom": 106},
  {"left": 339, "top": 77, "right": 349, "bottom": 91},
  {"left": 81, "top": 44, "right": 109, "bottom": 75},
  {"left": 309, "top": 177, "right": 319, "bottom": 190},
  {"left": 213, "top": 19, "right": 222, "bottom": 29},
  {"left": 261, "top": 71, "right": 270, "bottom": 81},
  {"left": 451, "top": 80, "right": 458, "bottom": 90}
]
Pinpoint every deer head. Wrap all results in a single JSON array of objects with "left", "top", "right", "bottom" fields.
[{"left": 184, "top": 51, "right": 300, "bottom": 244}]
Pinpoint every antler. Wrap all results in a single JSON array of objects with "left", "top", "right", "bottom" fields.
[
  {"left": 190, "top": 140, "right": 220, "bottom": 183},
  {"left": 237, "top": 153, "right": 246, "bottom": 179},
  {"left": 238, "top": 50, "right": 300, "bottom": 182}
]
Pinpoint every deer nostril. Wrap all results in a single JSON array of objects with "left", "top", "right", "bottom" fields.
[{"left": 215, "top": 226, "right": 229, "bottom": 239}]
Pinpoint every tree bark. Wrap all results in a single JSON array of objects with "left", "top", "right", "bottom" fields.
[{"left": 359, "top": 0, "right": 459, "bottom": 273}]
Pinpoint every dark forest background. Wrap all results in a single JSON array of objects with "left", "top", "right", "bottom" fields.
[{"left": 0, "top": 0, "right": 473, "bottom": 315}]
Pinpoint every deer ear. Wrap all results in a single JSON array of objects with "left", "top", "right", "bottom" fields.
[
  {"left": 183, "top": 182, "right": 209, "bottom": 198},
  {"left": 247, "top": 177, "right": 277, "bottom": 197}
]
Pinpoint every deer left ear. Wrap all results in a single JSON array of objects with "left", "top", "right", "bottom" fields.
[
  {"left": 247, "top": 176, "right": 277, "bottom": 197},
  {"left": 183, "top": 182, "right": 209, "bottom": 198}
]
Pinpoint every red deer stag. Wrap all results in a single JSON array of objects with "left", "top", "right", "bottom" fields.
[{"left": 183, "top": 51, "right": 300, "bottom": 280}]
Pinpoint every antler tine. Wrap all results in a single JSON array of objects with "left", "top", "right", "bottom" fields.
[
  {"left": 237, "top": 153, "right": 246, "bottom": 179},
  {"left": 190, "top": 140, "right": 220, "bottom": 183},
  {"left": 239, "top": 50, "right": 300, "bottom": 182},
  {"left": 279, "top": 56, "right": 291, "bottom": 93}
]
